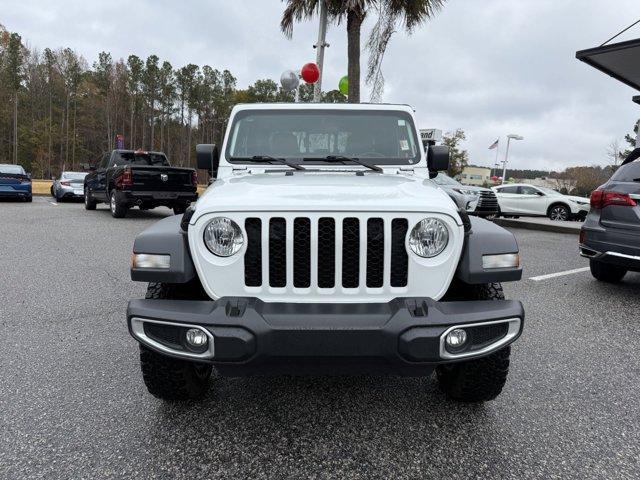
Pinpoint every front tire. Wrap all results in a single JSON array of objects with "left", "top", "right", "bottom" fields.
[
  {"left": 548, "top": 204, "right": 570, "bottom": 221},
  {"left": 138, "top": 281, "right": 212, "bottom": 400},
  {"left": 109, "top": 190, "right": 128, "bottom": 218},
  {"left": 84, "top": 188, "right": 97, "bottom": 210},
  {"left": 589, "top": 259, "right": 627, "bottom": 283},
  {"left": 173, "top": 204, "right": 187, "bottom": 215},
  {"left": 438, "top": 281, "right": 512, "bottom": 402}
]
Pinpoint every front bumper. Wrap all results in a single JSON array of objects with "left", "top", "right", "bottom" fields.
[{"left": 127, "top": 297, "right": 524, "bottom": 376}]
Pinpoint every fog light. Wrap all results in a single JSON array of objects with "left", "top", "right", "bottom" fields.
[
  {"left": 185, "top": 328, "right": 208, "bottom": 347},
  {"left": 445, "top": 329, "right": 467, "bottom": 348},
  {"left": 482, "top": 253, "right": 520, "bottom": 269}
]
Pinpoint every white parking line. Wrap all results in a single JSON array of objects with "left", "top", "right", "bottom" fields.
[
  {"left": 49, "top": 202, "right": 58, "bottom": 206},
  {"left": 529, "top": 267, "right": 590, "bottom": 282}
]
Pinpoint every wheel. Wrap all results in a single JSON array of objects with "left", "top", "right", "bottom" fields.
[
  {"left": 84, "top": 188, "right": 97, "bottom": 210},
  {"left": 139, "top": 282, "right": 212, "bottom": 400},
  {"left": 50, "top": 185, "right": 54, "bottom": 197},
  {"left": 173, "top": 204, "right": 187, "bottom": 215},
  {"left": 25, "top": 195, "right": 32, "bottom": 203},
  {"left": 438, "top": 281, "right": 511, "bottom": 402},
  {"left": 589, "top": 259, "right": 627, "bottom": 283},
  {"left": 548, "top": 204, "right": 570, "bottom": 221},
  {"left": 109, "top": 190, "right": 128, "bottom": 218}
]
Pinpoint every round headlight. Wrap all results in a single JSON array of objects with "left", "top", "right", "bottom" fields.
[
  {"left": 409, "top": 218, "right": 449, "bottom": 258},
  {"left": 203, "top": 217, "right": 244, "bottom": 257}
]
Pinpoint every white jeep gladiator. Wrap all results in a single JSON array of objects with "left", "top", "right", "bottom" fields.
[{"left": 127, "top": 103, "right": 524, "bottom": 403}]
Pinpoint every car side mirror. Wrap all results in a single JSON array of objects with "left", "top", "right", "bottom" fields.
[
  {"left": 196, "top": 144, "right": 220, "bottom": 178},
  {"left": 427, "top": 145, "right": 450, "bottom": 177},
  {"left": 536, "top": 191, "right": 545, "bottom": 196}
]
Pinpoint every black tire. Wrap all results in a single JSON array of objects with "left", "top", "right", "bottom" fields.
[
  {"left": 139, "top": 345, "right": 212, "bottom": 401},
  {"left": 436, "top": 347, "right": 511, "bottom": 403},
  {"left": 84, "top": 188, "right": 97, "bottom": 210},
  {"left": 138, "top": 281, "right": 212, "bottom": 400},
  {"left": 438, "top": 281, "right": 511, "bottom": 402},
  {"left": 25, "top": 195, "right": 32, "bottom": 203},
  {"left": 589, "top": 259, "right": 627, "bottom": 283},
  {"left": 109, "top": 190, "right": 128, "bottom": 218},
  {"left": 173, "top": 204, "right": 187, "bottom": 215},
  {"left": 548, "top": 203, "right": 570, "bottom": 221},
  {"left": 50, "top": 185, "right": 54, "bottom": 197}
]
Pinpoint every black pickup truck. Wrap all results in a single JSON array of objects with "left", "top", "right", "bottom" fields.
[{"left": 84, "top": 150, "right": 198, "bottom": 218}]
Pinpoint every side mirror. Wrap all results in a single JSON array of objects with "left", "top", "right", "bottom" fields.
[
  {"left": 196, "top": 144, "right": 220, "bottom": 178},
  {"left": 427, "top": 145, "right": 450, "bottom": 174},
  {"left": 536, "top": 191, "right": 545, "bottom": 196}
]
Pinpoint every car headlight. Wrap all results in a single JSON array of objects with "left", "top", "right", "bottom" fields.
[
  {"left": 409, "top": 218, "right": 449, "bottom": 258},
  {"left": 203, "top": 217, "right": 244, "bottom": 257},
  {"left": 453, "top": 188, "right": 478, "bottom": 196}
]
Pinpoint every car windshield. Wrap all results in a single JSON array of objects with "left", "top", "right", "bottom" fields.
[
  {"left": 432, "top": 173, "right": 461, "bottom": 186},
  {"left": 536, "top": 186, "right": 562, "bottom": 196},
  {"left": 62, "top": 172, "right": 87, "bottom": 180},
  {"left": 115, "top": 152, "right": 170, "bottom": 166},
  {"left": 611, "top": 160, "right": 640, "bottom": 182},
  {"left": 0, "top": 165, "right": 26, "bottom": 175},
  {"left": 226, "top": 109, "right": 421, "bottom": 167}
]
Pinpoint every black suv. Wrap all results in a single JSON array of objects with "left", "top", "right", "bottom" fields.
[{"left": 580, "top": 155, "right": 640, "bottom": 282}]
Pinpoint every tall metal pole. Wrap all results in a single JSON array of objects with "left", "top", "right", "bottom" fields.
[
  {"left": 501, "top": 137, "right": 512, "bottom": 185},
  {"left": 314, "top": 0, "right": 329, "bottom": 102},
  {"left": 492, "top": 139, "right": 500, "bottom": 178}
]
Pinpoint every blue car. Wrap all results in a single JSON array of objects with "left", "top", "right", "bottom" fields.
[{"left": 0, "top": 164, "right": 32, "bottom": 202}]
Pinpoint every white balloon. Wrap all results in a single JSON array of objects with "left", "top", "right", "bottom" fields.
[{"left": 280, "top": 70, "right": 300, "bottom": 92}]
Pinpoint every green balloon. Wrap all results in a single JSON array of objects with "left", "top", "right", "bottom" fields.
[{"left": 338, "top": 76, "right": 349, "bottom": 95}]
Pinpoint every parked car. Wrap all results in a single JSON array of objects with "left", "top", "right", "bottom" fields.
[
  {"left": 432, "top": 173, "right": 500, "bottom": 217},
  {"left": 127, "top": 103, "right": 524, "bottom": 404},
  {"left": 579, "top": 156, "right": 640, "bottom": 282},
  {"left": 51, "top": 171, "right": 87, "bottom": 201},
  {"left": 0, "top": 164, "right": 32, "bottom": 202},
  {"left": 492, "top": 183, "right": 589, "bottom": 221},
  {"left": 84, "top": 150, "right": 198, "bottom": 218}
]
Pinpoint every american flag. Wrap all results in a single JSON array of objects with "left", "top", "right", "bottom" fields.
[{"left": 488, "top": 139, "right": 499, "bottom": 150}]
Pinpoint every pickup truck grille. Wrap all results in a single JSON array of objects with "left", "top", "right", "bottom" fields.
[
  {"left": 475, "top": 190, "right": 499, "bottom": 213},
  {"left": 244, "top": 216, "right": 409, "bottom": 290}
]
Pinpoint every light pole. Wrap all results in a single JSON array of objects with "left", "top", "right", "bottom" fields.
[
  {"left": 313, "top": 0, "right": 329, "bottom": 102},
  {"left": 501, "top": 134, "right": 524, "bottom": 184}
]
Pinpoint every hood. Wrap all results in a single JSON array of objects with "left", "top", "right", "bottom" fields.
[
  {"left": 193, "top": 171, "right": 460, "bottom": 221},
  {"left": 566, "top": 195, "right": 589, "bottom": 203}
]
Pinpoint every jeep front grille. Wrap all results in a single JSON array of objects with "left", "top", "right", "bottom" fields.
[{"left": 244, "top": 216, "right": 409, "bottom": 290}]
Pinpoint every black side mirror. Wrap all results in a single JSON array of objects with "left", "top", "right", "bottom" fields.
[
  {"left": 536, "top": 191, "right": 545, "bottom": 196},
  {"left": 196, "top": 144, "right": 220, "bottom": 178},
  {"left": 427, "top": 145, "right": 450, "bottom": 176}
]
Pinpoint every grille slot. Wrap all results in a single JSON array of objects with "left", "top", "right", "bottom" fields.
[
  {"left": 390, "top": 219, "right": 409, "bottom": 287},
  {"left": 366, "top": 218, "right": 384, "bottom": 288},
  {"left": 317, "top": 218, "right": 336, "bottom": 288},
  {"left": 269, "top": 218, "right": 287, "bottom": 287},
  {"left": 293, "top": 218, "right": 311, "bottom": 288},
  {"left": 244, "top": 218, "right": 262, "bottom": 287},
  {"left": 342, "top": 218, "right": 360, "bottom": 288}
]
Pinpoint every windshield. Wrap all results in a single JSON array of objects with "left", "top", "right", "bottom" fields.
[
  {"left": 226, "top": 109, "right": 421, "bottom": 166},
  {"left": 0, "top": 165, "right": 26, "bottom": 175},
  {"left": 611, "top": 160, "right": 640, "bottom": 182},
  {"left": 536, "top": 186, "right": 562, "bottom": 196},
  {"left": 114, "top": 152, "right": 170, "bottom": 167},
  {"left": 432, "top": 173, "right": 461, "bottom": 186},
  {"left": 62, "top": 172, "right": 87, "bottom": 180}
]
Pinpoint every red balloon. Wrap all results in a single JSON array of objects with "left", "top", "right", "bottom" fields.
[{"left": 301, "top": 63, "right": 320, "bottom": 84}]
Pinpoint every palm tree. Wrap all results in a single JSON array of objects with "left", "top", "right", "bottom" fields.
[{"left": 281, "top": 0, "right": 445, "bottom": 103}]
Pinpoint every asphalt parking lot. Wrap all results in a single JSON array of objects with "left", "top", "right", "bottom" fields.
[{"left": 1, "top": 197, "right": 639, "bottom": 480}]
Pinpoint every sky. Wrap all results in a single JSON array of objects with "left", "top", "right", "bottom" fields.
[{"left": 1, "top": 0, "right": 640, "bottom": 172}]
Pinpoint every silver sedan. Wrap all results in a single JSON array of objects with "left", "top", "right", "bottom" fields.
[{"left": 51, "top": 172, "right": 88, "bottom": 201}]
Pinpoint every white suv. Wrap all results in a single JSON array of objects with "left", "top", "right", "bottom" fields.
[
  {"left": 127, "top": 103, "right": 524, "bottom": 403},
  {"left": 492, "top": 183, "right": 589, "bottom": 221}
]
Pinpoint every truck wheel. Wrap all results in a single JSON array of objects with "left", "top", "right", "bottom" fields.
[
  {"left": 437, "top": 281, "right": 511, "bottom": 402},
  {"left": 589, "top": 259, "right": 627, "bottom": 283},
  {"left": 109, "top": 190, "right": 128, "bottom": 218},
  {"left": 84, "top": 188, "right": 97, "bottom": 210},
  {"left": 138, "top": 281, "right": 212, "bottom": 400},
  {"left": 139, "top": 345, "right": 212, "bottom": 401}
]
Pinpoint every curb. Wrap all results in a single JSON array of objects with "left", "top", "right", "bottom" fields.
[{"left": 494, "top": 218, "right": 581, "bottom": 235}]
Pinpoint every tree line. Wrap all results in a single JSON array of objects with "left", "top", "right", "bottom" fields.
[{"left": 0, "top": 24, "right": 345, "bottom": 179}]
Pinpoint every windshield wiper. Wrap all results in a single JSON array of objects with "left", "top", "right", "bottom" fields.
[
  {"left": 304, "top": 155, "right": 383, "bottom": 173},
  {"left": 233, "top": 155, "right": 306, "bottom": 171}
]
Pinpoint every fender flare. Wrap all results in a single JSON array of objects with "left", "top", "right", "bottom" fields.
[
  {"left": 455, "top": 217, "right": 522, "bottom": 284},
  {"left": 131, "top": 215, "right": 196, "bottom": 283}
]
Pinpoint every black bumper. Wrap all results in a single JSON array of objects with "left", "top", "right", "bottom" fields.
[
  {"left": 120, "top": 190, "right": 198, "bottom": 205},
  {"left": 127, "top": 297, "right": 524, "bottom": 376},
  {"left": 580, "top": 221, "right": 640, "bottom": 272}
]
